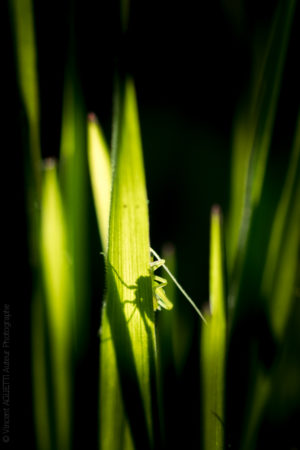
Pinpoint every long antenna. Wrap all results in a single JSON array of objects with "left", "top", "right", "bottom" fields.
[{"left": 150, "top": 248, "right": 207, "bottom": 324}]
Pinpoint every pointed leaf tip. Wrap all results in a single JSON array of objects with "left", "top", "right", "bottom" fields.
[{"left": 87, "top": 112, "right": 97, "bottom": 123}]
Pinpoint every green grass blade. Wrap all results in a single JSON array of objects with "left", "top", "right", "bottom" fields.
[
  {"left": 240, "top": 174, "right": 299, "bottom": 449},
  {"left": 87, "top": 114, "right": 112, "bottom": 251},
  {"left": 10, "top": 0, "right": 42, "bottom": 272},
  {"left": 262, "top": 115, "right": 300, "bottom": 338},
  {"left": 240, "top": 371, "right": 271, "bottom": 450},
  {"left": 226, "top": 105, "right": 252, "bottom": 277},
  {"left": 9, "top": 0, "right": 41, "bottom": 192},
  {"left": 236, "top": 117, "right": 300, "bottom": 450},
  {"left": 40, "top": 161, "right": 74, "bottom": 450},
  {"left": 249, "top": 0, "right": 296, "bottom": 208},
  {"left": 59, "top": 64, "right": 89, "bottom": 355},
  {"left": 99, "top": 78, "right": 157, "bottom": 450},
  {"left": 269, "top": 187, "right": 300, "bottom": 337},
  {"left": 9, "top": 3, "right": 49, "bottom": 448},
  {"left": 201, "top": 206, "right": 226, "bottom": 450},
  {"left": 226, "top": 0, "right": 296, "bottom": 288}
]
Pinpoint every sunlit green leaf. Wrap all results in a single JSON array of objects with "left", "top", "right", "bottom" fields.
[
  {"left": 10, "top": 0, "right": 41, "bottom": 192},
  {"left": 40, "top": 161, "right": 74, "bottom": 450},
  {"left": 201, "top": 206, "right": 226, "bottom": 450},
  {"left": 99, "top": 79, "right": 158, "bottom": 450},
  {"left": 87, "top": 114, "right": 111, "bottom": 251}
]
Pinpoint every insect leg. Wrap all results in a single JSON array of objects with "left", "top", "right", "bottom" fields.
[{"left": 150, "top": 247, "right": 207, "bottom": 323}]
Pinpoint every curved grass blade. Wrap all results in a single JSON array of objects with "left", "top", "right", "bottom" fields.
[
  {"left": 226, "top": 0, "right": 296, "bottom": 311},
  {"left": 240, "top": 118, "right": 300, "bottom": 450},
  {"left": 99, "top": 79, "right": 158, "bottom": 450},
  {"left": 40, "top": 161, "right": 74, "bottom": 450},
  {"left": 9, "top": 0, "right": 41, "bottom": 193},
  {"left": 87, "top": 114, "right": 112, "bottom": 251},
  {"left": 9, "top": 2, "right": 49, "bottom": 448},
  {"left": 10, "top": 0, "right": 42, "bottom": 273},
  {"left": 240, "top": 197, "right": 300, "bottom": 450},
  {"left": 201, "top": 206, "right": 226, "bottom": 450},
  {"left": 262, "top": 114, "right": 300, "bottom": 338}
]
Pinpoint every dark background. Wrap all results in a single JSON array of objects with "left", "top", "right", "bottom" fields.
[{"left": 3, "top": 0, "right": 300, "bottom": 448}]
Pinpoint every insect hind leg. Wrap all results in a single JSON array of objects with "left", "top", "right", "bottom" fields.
[
  {"left": 150, "top": 258, "right": 165, "bottom": 271},
  {"left": 153, "top": 274, "right": 167, "bottom": 289}
]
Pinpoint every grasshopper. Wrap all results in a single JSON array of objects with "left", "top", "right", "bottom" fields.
[{"left": 150, "top": 248, "right": 207, "bottom": 323}]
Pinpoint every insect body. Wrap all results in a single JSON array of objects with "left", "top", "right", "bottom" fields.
[
  {"left": 150, "top": 248, "right": 207, "bottom": 323},
  {"left": 150, "top": 256, "right": 173, "bottom": 311}
]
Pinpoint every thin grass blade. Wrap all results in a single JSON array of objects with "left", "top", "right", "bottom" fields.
[
  {"left": 9, "top": 0, "right": 41, "bottom": 193},
  {"left": 262, "top": 114, "right": 300, "bottom": 338},
  {"left": 87, "top": 114, "right": 112, "bottom": 251},
  {"left": 201, "top": 206, "right": 226, "bottom": 450},
  {"left": 9, "top": 3, "right": 49, "bottom": 448},
  {"left": 226, "top": 0, "right": 296, "bottom": 303},
  {"left": 240, "top": 118, "right": 300, "bottom": 450}
]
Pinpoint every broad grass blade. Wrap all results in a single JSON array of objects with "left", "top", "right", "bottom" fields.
[
  {"left": 60, "top": 62, "right": 89, "bottom": 355},
  {"left": 40, "top": 161, "right": 74, "bottom": 450},
  {"left": 99, "top": 79, "right": 158, "bottom": 450}
]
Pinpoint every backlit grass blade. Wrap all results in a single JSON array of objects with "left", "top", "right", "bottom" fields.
[
  {"left": 268, "top": 186, "right": 300, "bottom": 337},
  {"left": 40, "top": 161, "right": 74, "bottom": 450},
  {"left": 226, "top": 105, "right": 252, "bottom": 277},
  {"left": 9, "top": 0, "right": 41, "bottom": 193},
  {"left": 10, "top": 0, "right": 42, "bottom": 272},
  {"left": 262, "top": 114, "right": 300, "bottom": 339},
  {"left": 9, "top": 2, "right": 48, "bottom": 448},
  {"left": 60, "top": 63, "right": 89, "bottom": 355},
  {"left": 201, "top": 206, "right": 226, "bottom": 450},
  {"left": 240, "top": 370, "right": 271, "bottom": 450},
  {"left": 240, "top": 117, "right": 300, "bottom": 450},
  {"left": 226, "top": 0, "right": 296, "bottom": 296},
  {"left": 87, "top": 114, "right": 112, "bottom": 251},
  {"left": 240, "top": 187, "right": 300, "bottom": 450},
  {"left": 249, "top": 0, "right": 296, "bottom": 209},
  {"left": 99, "top": 78, "right": 158, "bottom": 450}
]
